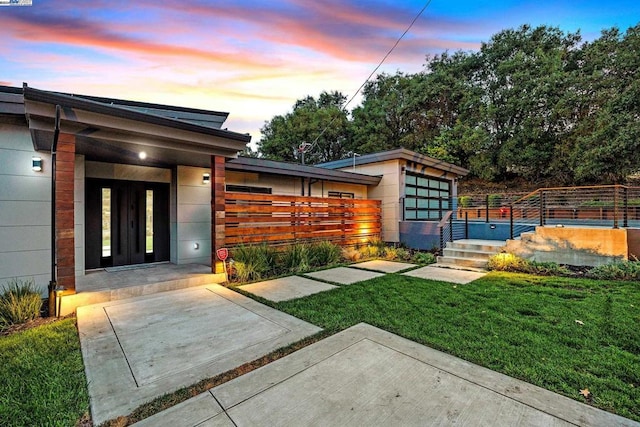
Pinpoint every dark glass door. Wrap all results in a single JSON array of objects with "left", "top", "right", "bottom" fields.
[{"left": 86, "top": 179, "right": 169, "bottom": 269}]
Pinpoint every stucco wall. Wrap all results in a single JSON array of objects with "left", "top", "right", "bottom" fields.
[
  {"left": 350, "top": 160, "right": 401, "bottom": 242},
  {"left": 226, "top": 171, "right": 367, "bottom": 198},
  {"left": 0, "top": 121, "right": 51, "bottom": 291},
  {"left": 175, "top": 166, "right": 211, "bottom": 265}
]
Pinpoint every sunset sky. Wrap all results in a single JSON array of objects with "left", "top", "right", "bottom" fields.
[{"left": 1, "top": 0, "right": 638, "bottom": 145}]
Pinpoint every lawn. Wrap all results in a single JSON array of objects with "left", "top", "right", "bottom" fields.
[
  {"left": 275, "top": 271, "right": 640, "bottom": 422},
  {"left": 0, "top": 318, "right": 89, "bottom": 427}
]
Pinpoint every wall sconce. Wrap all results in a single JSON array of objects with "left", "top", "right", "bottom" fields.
[
  {"left": 32, "top": 156, "right": 43, "bottom": 172},
  {"left": 490, "top": 224, "right": 496, "bottom": 230},
  {"left": 202, "top": 173, "right": 210, "bottom": 184},
  {"left": 193, "top": 242, "right": 200, "bottom": 250}
]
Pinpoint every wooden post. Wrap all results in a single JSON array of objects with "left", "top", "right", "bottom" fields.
[
  {"left": 55, "top": 133, "right": 76, "bottom": 293},
  {"left": 211, "top": 156, "right": 226, "bottom": 274}
]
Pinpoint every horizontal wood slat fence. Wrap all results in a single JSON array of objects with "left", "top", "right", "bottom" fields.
[{"left": 224, "top": 192, "right": 381, "bottom": 248}]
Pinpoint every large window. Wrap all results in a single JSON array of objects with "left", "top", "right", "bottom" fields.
[{"left": 404, "top": 173, "right": 450, "bottom": 220}]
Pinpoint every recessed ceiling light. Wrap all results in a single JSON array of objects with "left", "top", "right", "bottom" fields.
[{"left": 139, "top": 151, "right": 147, "bottom": 160}]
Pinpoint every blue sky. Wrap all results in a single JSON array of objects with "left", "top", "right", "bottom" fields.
[{"left": 0, "top": 0, "right": 638, "bottom": 142}]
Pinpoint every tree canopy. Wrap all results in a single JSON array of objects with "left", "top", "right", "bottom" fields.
[{"left": 256, "top": 23, "right": 640, "bottom": 184}]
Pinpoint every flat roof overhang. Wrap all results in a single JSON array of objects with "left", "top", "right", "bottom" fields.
[
  {"left": 318, "top": 148, "right": 470, "bottom": 177},
  {"left": 23, "top": 86, "right": 251, "bottom": 168},
  {"left": 226, "top": 157, "right": 382, "bottom": 186}
]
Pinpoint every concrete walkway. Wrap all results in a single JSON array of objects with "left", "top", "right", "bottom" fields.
[
  {"left": 239, "top": 276, "right": 338, "bottom": 302},
  {"left": 404, "top": 265, "right": 487, "bottom": 284},
  {"left": 77, "top": 284, "right": 321, "bottom": 425},
  {"left": 133, "top": 323, "right": 638, "bottom": 427}
]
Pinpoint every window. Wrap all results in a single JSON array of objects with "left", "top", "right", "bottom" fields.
[
  {"left": 226, "top": 184, "right": 272, "bottom": 194},
  {"left": 101, "top": 188, "right": 111, "bottom": 257},
  {"left": 403, "top": 173, "right": 450, "bottom": 221},
  {"left": 145, "top": 190, "right": 154, "bottom": 254},
  {"left": 328, "top": 191, "right": 354, "bottom": 199}
]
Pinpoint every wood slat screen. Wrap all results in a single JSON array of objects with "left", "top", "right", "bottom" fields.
[{"left": 225, "top": 192, "right": 382, "bottom": 247}]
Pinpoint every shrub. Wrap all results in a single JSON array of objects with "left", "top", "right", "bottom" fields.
[
  {"left": 587, "top": 261, "right": 640, "bottom": 281},
  {"left": 231, "top": 243, "right": 276, "bottom": 282},
  {"left": 487, "top": 253, "right": 531, "bottom": 272},
  {"left": 0, "top": 278, "right": 42, "bottom": 330},
  {"left": 308, "top": 241, "right": 341, "bottom": 267},
  {"left": 279, "top": 242, "right": 310, "bottom": 273},
  {"left": 488, "top": 194, "right": 502, "bottom": 208},
  {"left": 458, "top": 196, "right": 472, "bottom": 208},
  {"left": 394, "top": 247, "right": 412, "bottom": 262},
  {"left": 412, "top": 252, "right": 436, "bottom": 265},
  {"left": 359, "top": 245, "right": 381, "bottom": 259}
]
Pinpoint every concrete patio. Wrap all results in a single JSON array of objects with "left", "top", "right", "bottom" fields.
[{"left": 133, "top": 323, "right": 638, "bottom": 427}]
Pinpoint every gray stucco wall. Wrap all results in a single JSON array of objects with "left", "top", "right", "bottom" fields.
[
  {"left": 0, "top": 122, "right": 51, "bottom": 291},
  {"left": 174, "top": 166, "right": 211, "bottom": 265}
]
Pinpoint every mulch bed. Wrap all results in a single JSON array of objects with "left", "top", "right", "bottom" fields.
[{"left": 1, "top": 314, "right": 75, "bottom": 337}]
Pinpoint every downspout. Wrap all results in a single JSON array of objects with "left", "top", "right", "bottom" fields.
[{"left": 48, "top": 105, "right": 61, "bottom": 316}]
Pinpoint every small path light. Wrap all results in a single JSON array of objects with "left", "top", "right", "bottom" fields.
[{"left": 54, "top": 285, "right": 66, "bottom": 318}]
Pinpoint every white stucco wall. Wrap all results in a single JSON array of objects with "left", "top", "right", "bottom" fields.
[
  {"left": 226, "top": 171, "right": 368, "bottom": 199},
  {"left": 0, "top": 121, "right": 52, "bottom": 291},
  {"left": 175, "top": 165, "right": 211, "bottom": 265}
]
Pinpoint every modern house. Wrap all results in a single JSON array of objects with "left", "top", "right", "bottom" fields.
[{"left": 0, "top": 85, "right": 469, "bottom": 302}]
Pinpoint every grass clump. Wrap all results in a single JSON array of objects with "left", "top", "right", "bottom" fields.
[
  {"left": 279, "top": 242, "right": 310, "bottom": 273},
  {"left": 587, "top": 260, "right": 640, "bottom": 281},
  {"left": 307, "top": 241, "right": 341, "bottom": 267},
  {"left": 0, "top": 318, "right": 89, "bottom": 426},
  {"left": 0, "top": 278, "right": 42, "bottom": 331},
  {"left": 231, "top": 243, "right": 277, "bottom": 282}
]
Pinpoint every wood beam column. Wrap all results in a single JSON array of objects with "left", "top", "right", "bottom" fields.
[
  {"left": 56, "top": 133, "right": 76, "bottom": 292},
  {"left": 211, "top": 156, "right": 226, "bottom": 274}
]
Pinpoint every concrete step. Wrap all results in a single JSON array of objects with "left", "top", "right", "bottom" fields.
[
  {"left": 442, "top": 248, "right": 496, "bottom": 260},
  {"left": 430, "top": 263, "right": 487, "bottom": 273},
  {"left": 437, "top": 255, "right": 488, "bottom": 269},
  {"left": 446, "top": 240, "right": 506, "bottom": 253}
]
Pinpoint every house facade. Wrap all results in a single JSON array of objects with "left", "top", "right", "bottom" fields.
[{"left": 0, "top": 85, "right": 469, "bottom": 299}]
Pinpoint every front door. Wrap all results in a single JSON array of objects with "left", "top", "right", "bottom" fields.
[{"left": 86, "top": 179, "right": 169, "bottom": 269}]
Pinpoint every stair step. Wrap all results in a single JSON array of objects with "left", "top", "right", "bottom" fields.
[
  {"left": 442, "top": 248, "right": 496, "bottom": 260},
  {"left": 446, "top": 240, "right": 506, "bottom": 252},
  {"left": 437, "top": 256, "right": 488, "bottom": 269}
]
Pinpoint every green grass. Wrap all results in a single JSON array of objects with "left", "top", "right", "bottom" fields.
[
  {"left": 0, "top": 318, "right": 89, "bottom": 427},
  {"left": 275, "top": 272, "right": 640, "bottom": 421}
]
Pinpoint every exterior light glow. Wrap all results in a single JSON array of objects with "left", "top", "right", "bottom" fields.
[
  {"left": 202, "top": 173, "right": 210, "bottom": 184},
  {"left": 139, "top": 151, "right": 147, "bottom": 160}
]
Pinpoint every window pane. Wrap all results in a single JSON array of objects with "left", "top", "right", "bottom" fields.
[
  {"left": 442, "top": 200, "right": 450, "bottom": 209},
  {"left": 146, "top": 190, "right": 154, "bottom": 254},
  {"left": 417, "top": 177, "right": 429, "bottom": 187},
  {"left": 406, "top": 175, "right": 416, "bottom": 185},
  {"left": 418, "top": 199, "right": 429, "bottom": 208},
  {"left": 405, "top": 210, "right": 416, "bottom": 220},
  {"left": 417, "top": 188, "right": 428, "bottom": 197},
  {"left": 406, "top": 186, "right": 416, "bottom": 196},
  {"left": 417, "top": 210, "right": 429, "bottom": 219},
  {"left": 405, "top": 198, "right": 416, "bottom": 208},
  {"left": 102, "top": 188, "right": 111, "bottom": 257},
  {"left": 429, "top": 199, "right": 440, "bottom": 209},
  {"left": 429, "top": 211, "right": 441, "bottom": 219}
]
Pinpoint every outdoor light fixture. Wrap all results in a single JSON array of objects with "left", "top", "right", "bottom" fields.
[
  {"left": 139, "top": 151, "right": 147, "bottom": 160},
  {"left": 32, "top": 156, "right": 42, "bottom": 172},
  {"left": 193, "top": 242, "right": 200, "bottom": 250},
  {"left": 490, "top": 224, "right": 496, "bottom": 230},
  {"left": 202, "top": 173, "right": 210, "bottom": 184}
]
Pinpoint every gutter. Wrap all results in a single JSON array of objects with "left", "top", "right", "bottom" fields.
[{"left": 48, "top": 104, "right": 61, "bottom": 316}]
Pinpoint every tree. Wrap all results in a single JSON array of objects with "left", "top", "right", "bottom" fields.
[{"left": 257, "top": 91, "right": 354, "bottom": 164}]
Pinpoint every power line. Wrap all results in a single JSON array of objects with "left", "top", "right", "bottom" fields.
[{"left": 302, "top": 0, "right": 434, "bottom": 157}]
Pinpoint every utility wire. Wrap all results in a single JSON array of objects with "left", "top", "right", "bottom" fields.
[{"left": 303, "top": 0, "right": 434, "bottom": 155}]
